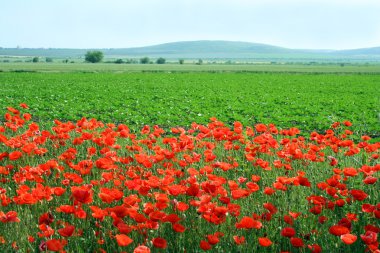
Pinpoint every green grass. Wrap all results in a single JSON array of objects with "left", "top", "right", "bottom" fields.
[{"left": 0, "top": 72, "right": 379, "bottom": 138}]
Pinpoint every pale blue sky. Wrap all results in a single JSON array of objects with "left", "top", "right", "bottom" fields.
[{"left": 1, "top": 0, "right": 379, "bottom": 49}]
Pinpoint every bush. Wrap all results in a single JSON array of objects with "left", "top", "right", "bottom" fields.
[
  {"left": 156, "top": 57, "right": 166, "bottom": 64},
  {"left": 85, "top": 51, "right": 104, "bottom": 63},
  {"left": 126, "top": 59, "right": 138, "bottom": 64},
  {"left": 45, "top": 57, "right": 53, "bottom": 63},
  {"left": 179, "top": 59, "right": 184, "bottom": 65},
  {"left": 32, "top": 57, "right": 39, "bottom": 63},
  {"left": 140, "top": 57, "right": 150, "bottom": 64},
  {"left": 115, "top": 59, "right": 124, "bottom": 64}
]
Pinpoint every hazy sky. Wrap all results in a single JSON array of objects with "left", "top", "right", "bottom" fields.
[{"left": 1, "top": 0, "right": 380, "bottom": 49}]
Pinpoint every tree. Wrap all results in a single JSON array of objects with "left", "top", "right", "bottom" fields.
[
  {"left": 114, "top": 59, "right": 124, "bottom": 64},
  {"left": 126, "top": 58, "right": 138, "bottom": 64},
  {"left": 45, "top": 57, "right": 53, "bottom": 63},
  {"left": 140, "top": 57, "right": 150, "bottom": 64},
  {"left": 32, "top": 57, "right": 39, "bottom": 63},
  {"left": 196, "top": 59, "right": 203, "bottom": 65},
  {"left": 85, "top": 51, "right": 104, "bottom": 63},
  {"left": 179, "top": 59, "right": 184, "bottom": 65},
  {"left": 156, "top": 57, "right": 166, "bottom": 64}
]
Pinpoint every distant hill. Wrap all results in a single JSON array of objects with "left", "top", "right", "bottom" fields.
[
  {"left": 120, "top": 41, "right": 291, "bottom": 54},
  {"left": 1, "top": 40, "right": 380, "bottom": 61},
  {"left": 334, "top": 47, "right": 380, "bottom": 56}
]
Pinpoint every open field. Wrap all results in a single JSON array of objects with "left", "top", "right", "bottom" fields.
[
  {"left": 1, "top": 62, "right": 380, "bottom": 74},
  {"left": 0, "top": 70, "right": 379, "bottom": 252}
]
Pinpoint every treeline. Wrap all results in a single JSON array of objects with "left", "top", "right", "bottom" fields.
[
  {"left": 111, "top": 57, "right": 188, "bottom": 65},
  {"left": 85, "top": 51, "right": 184, "bottom": 64}
]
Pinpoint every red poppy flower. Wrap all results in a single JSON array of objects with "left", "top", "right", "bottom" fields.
[
  {"left": 281, "top": 227, "right": 296, "bottom": 238},
  {"left": 341, "top": 234, "right": 357, "bottom": 245},
  {"left": 259, "top": 237, "right": 272, "bottom": 247},
  {"left": 283, "top": 215, "right": 294, "bottom": 225},
  {"left": 360, "top": 231, "right": 378, "bottom": 245},
  {"left": 186, "top": 184, "right": 200, "bottom": 196},
  {"left": 116, "top": 222, "right": 132, "bottom": 234},
  {"left": 99, "top": 187, "right": 123, "bottom": 204},
  {"left": 329, "top": 225, "right": 350, "bottom": 236},
  {"left": 363, "top": 176, "right": 377, "bottom": 185},
  {"left": 307, "top": 244, "right": 322, "bottom": 253},
  {"left": 172, "top": 223, "right": 186, "bottom": 233},
  {"left": 20, "top": 103, "right": 29, "bottom": 109},
  {"left": 7, "top": 107, "right": 19, "bottom": 114},
  {"left": 38, "top": 212, "right": 54, "bottom": 225},
  {"left": 343, "top": 121, "right": 352, "bottom": 127},
  {"left": 231, "top": 189, "right": 250, "bottom": 199},
  {"left": 58, "top": 225, "right": 75, "bottom": 237},
  {"left": 233, "top": 235, "right": 245, "bottom": 245},
  {"left": 9, "top": 151, "right": 22, "bottom": 161},
  {"left": 200, "top": 240, "right": 212, "bottom": 251},
  {"left": 176, "top": 202, "right": 189, "bottom": 212},
  {"left": 338, "top": 218, "right": 352, "bottom": 230},
  {"left": 264, "top": 187, "right": 275, "bottom": 195},
  {"left": 163, "top": 213, "right": 180, "bottom": 224},
  {"left": 318, "top": 216, "right": 328, "bottom": 224},
  {"left": 207, "top": 234, "right": 219, "bottom": 245},
  {"left": 74, "top": 208, "right": 87, "bottom": 219},
  {"left": 134, "top": 245, "right": 151, "bottom": 253},
  {"left": 46, "top": 239, "right": 67, "bottom": 252},
  {"left": 364, "top": 224, "right": 380, "bottom": 233},
  {"left": 350, "top": 189, "right": 368, "bottom": 201},
  {"left": 374, "top": 209, "right": 380, "bottom": 219},
  {"left": 255, "top": 124, "right": 268, "bottom": 132},
  {"left": 290, "top": 237, "right": 304, "bottom": 248},
  {"left": 152, "top": 237, "right": 167, "bottom": 249},
  {"left": 53, "top": 187, "right": 66, "bottom": 196},
  {"left": 56, "top": 205, "right": 75, "bottom": 214},
  {"left": 71, "top": 186, "right": 93, "bottom": 204},
  {"left": 115, "top": 234, "right": 133, "bottom": 247},
  {"left": 27, "top": 236, "right": 35, "bottom": 243},
  {"left": 95, "top": 157, "right": 118, "bottom": 170},
  {"left": 343, "top": 167, "right": 358, "bottom": 177},
  {"left": 263, "top": 202, "right": 278, "bottom": 214},
  {"left": 235, "top": 216, "right": 262, "bottom": 229},
  {"left": 309, "top": 205, "right": 322, "bottom": 215},
  {"left": 0, "top": 211, "right": 20, "bottom": 223}
]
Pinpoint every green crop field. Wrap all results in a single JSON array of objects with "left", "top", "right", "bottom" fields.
[
  {"left": 1, "top": 62, "right": 380, "bottom": 74},
  {"left": 0, "top": 71, "right": 379, "bottom": 137}
]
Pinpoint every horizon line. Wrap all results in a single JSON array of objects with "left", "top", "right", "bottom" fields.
[{"left": 1, "top": 40, "right": 379, "bottom": 51}]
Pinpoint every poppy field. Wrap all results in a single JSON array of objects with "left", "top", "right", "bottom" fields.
[
  {"left": 0, "top": 102, "right": 379, "bottom": 253},
  {"left": 0, "top": 71, "right": 379, "bottom": 252}
]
